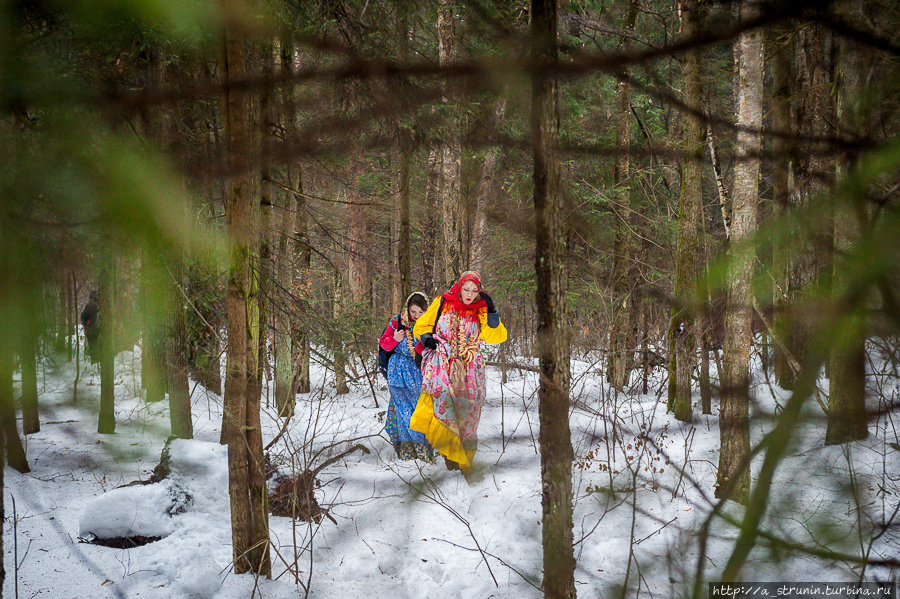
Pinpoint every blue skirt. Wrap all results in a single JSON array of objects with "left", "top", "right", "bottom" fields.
[{"left": 386, "top": 385, "right": 431, "bottom": 447}]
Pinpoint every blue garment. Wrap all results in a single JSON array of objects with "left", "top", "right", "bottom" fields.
[
  {"left": 386, "top": 385, "right": 429, "bottom": 445},
  {"left": 384, "top": 325, "right": 429, "bottom": 448},
  {"left": 386, "top": 330, "right": 422, "bottom": 390}
]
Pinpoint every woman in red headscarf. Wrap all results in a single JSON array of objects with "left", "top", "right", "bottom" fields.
[{"left": 410, "top": 271, "right": 507, "bottom": 475}]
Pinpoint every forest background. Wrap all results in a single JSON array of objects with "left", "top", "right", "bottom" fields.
[{"left": 2, "top": 0, "right": 900, "bottom": 597}]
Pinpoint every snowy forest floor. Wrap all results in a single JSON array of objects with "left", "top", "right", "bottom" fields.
[{"left": 5, "top": 342, "right": 900, "bottom": 599}]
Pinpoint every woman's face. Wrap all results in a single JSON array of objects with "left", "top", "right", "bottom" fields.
[
  {"left": 460, "top": 281, "right": 480, "bottom": 305},
  {"left": 409, "top": 305, "right": 425, "bottom": 321}
]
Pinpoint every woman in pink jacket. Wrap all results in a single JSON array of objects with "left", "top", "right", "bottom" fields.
[{"left": 379, "top": 292, "right": 435, "bottom": 461}]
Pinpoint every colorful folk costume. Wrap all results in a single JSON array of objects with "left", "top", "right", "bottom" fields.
[
  {"left": 380, "top": 292, "right": 436, "bottom": 462},
  {"left": 411, "top": 272, "right": 507, "bottom": 474}
]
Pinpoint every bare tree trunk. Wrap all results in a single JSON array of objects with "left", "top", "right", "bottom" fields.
[
  {"left": 716, "top": 0, "right": 761, "bottom": 504},
  {"left": 607, "top": 0, "right": 638, "bottom": 393},
  {"left": 166, "top": 253, "right": 193, "bottom": 439},
  {"left": 275, "top": 172, "right": 293, "bottom": 413},
  {"left": 1, "top": 325, "right": 29, "bottom": 473},
  {"left": 291, "top": 171, "right": 311, "bottom": 395},
  {"left": 333, "top": 265, "right": 349, "bottom": 395},
  {"left": 348, "top": 161, "right": 370, "bottom": 307},
  {"left": 67, "top": 271, "right": 75, "bottom": 360},
  {"left": 151, "top": 49, "right": 192, "bottom": 440},
  {"left": 245, "top": 40, "right": 271, "bottom": 576},
  {"left": 667, "top": 0, "right": 704, "bottom": 423},
  {"left": 98, "top": 258, "right": 116, "bottom": 434},
  {"left": 142, "top": 253, "right": 167, "bottom": 403},
  {"left": 439, "top": 0, "right": 464, "bottom": 288},
  {"left": 398, "top": 142, "right": 412, "bottom": 303},
  {"left": 222, "top": 13, "right": 270, "bottom": 576},
  {"left": 422, "top": 148, "right": 440, "bottom": 295},
  {"left": 55, "top": 276, "right": 67, "bottom": 353},
  {"left": 391, "top": 165, "right": 402, "bottom": 310},
  {"left": 471, "top": 99, "right": 507, "bottom": 273},
  {"left": 274, "top": 37, "right": 295, "bottom": 414},
  {"left": 769, "top": 22, "right": 793, "bottom": 386},
  {"left": 532, "top": 0, "right": 575, "bottom": 596},
  {"left": 21, "top": 298, "right": 40, "bottom": 434},
  {"left": 777, "top": 19, "right": 834, "bottom": 389},
  {"left": 258, "top": 41, "right": 275, "bottom": 415},
  {"left": 826, "top": 0, "right": 869, "bottom": 445},
  {"left": 700, "top": 323, "right": 711, "bottom": 415}
]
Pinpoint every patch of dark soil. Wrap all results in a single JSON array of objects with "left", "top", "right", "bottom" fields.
[{"left": 80, "top": 534, "right": 162, "bottom": 548}]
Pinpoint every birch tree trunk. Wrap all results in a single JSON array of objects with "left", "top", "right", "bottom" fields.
[
  {"left": 532, "top": 0, "right": 575, "bottom": 595},
  {"left": 667, "top": 0, "right": 704, "bottom": 423},
  {"left": 717, "top": 0, "right": 761, "bottom": 503}
]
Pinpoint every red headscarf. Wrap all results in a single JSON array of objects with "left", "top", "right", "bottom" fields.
[{"left": 442, "top": 270, "right": 487, "bottom": 320}]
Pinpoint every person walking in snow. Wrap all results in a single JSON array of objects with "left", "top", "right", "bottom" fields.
[
  {"left": 379, "top": 292, "right": 436, "bottom": 462},
  {"left": 80, "top": 289, "right": 102, "bottom": 364},
  {"left": 410, "top": 271, "right": 507, "bottom": 475}
]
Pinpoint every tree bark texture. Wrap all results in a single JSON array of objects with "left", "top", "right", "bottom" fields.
[
  {"left": 348, "top": 161, "right": 370, "bottom": 307},
  {"left": 222, "top": 17, "right": 270, "bottom": 576},
  {"left": 826, "top": 0, "right": 869, "bottom": 445},
  {"left": 439, "top": 0, "right": 464, "bottom": 288},
  {"left": 332, "top": 264, "right": 349, "bottom": 395},
  {"left": 142, "top": 253, "right": 167, "bottom": 403},
  {"left": 398, "top": 142, "right": 412, "bottom": 303},
  {"left": 717, "top": 0, "right": 761, "bottom": 503},
  {"left": 532, "top": 0, "right": 576, "bottom": 596},
  {"left": 98, "top": 259, "right": 116, "bottom": 434},
  {"left": 166, "top": 253, "right": 193, "bottom": 439},
  {"left": 20, "top": 306, "right": 40, "bottom": 434},
  {"left": 391, "top": 161, "right": 402, "bottom": 311},
  {"left": 776, "top": 20, "right": 834, "bottom": 389},
  {"left": 471, "top": 99, "right": 507, "bottom": 273},
  {"left": 274, "top": 35, "right": 294, "bottom": 415},
  {"left": 607, "top": 0, "right": 638, "bottom": 393},
  {"left": 668, "top": 0, "right": 704, "bottom": 423},
  {"left": 278, "top": 38, "right": 311, "bottom": 398},
  {"left": 291, "top": 167, "right": 311, "bottom": 396},
  {"left": 0, "top": 326, "right": 29, "bottom": 473},
  {"left": 396, "top": 12, "right": 412, "bottom": 304},
  {"left": 422, "top": 148, "right": 440, "bottom": 295}
]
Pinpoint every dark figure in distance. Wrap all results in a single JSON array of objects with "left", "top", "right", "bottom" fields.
[{"left": 80, "top": 290, "right": 101, "bottom": 364}]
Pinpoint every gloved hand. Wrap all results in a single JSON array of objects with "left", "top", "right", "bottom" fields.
[
  {"left": 421, "top": 333, "right": 438, "bottom": 350},
  {"left": 479, "top": 291, "right": 496, "bottom": 313}
]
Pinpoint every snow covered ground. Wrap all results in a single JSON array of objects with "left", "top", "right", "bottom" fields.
[{"left": 5, "top": 343, "right": 900, "bottom": 598}]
